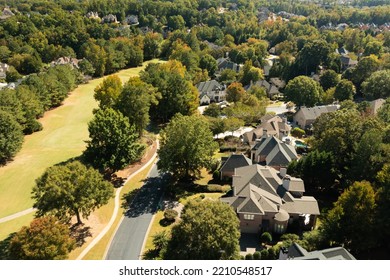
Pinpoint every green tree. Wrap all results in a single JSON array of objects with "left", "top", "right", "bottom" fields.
[
  {"left": 350, "top": 55, "right": 380, "bottom": 88},
  {"left": 116, "top": 77, "right": 159, "bottom": 137},
  {"left": 334, "top": 79, "right": 356, "bottom": 101},
  {"left": 143, "top": 32, "right": 163, "bottom": 60},
  {"left": 78, "top": 59, "right": 95, "bottom": 76},
  {"left": 363, "top": 40, "right": 383, "bottom": 57},
  {"left": 319, "top": 69, "right": 340, "bottom": 91},
  {"left": 376, "top": 164, "right": 390, "bottom": 248},
  {"left": 5, "top": 66, "right": 22, "bottom": 83},
  {"left": 164, "top": 200, "right": 240, "bottom": 260},
  {"left": 321, "top": 181, "right": 377, "bottom": 254},
  {"left": 362, "top": 70, "right": 390, "bottom": 100},
  {"left": 168, "top": 15, "right": 186, "bottom": 30},
  {"left": 218, "top": 69, "right": 237, "bottom": 84},
  {"left": 158, "top": 114, "right": 218, "bottom": 180},
  {"left": 239, "top": 60, "right": 263, "bottom": 86},
  {"left": 284, "top": 76, "right": 323, "bottom": 107},
  {"left": 199, "top": 54, "right": 217, "bottom": 76},
  {"left": 16, "top": 86, "right": 44, "bottom": 134},
  {"left": 0, "top": 110, "right": 23, "bottom": 164},
  {"left": 261, "top": 232, "right": 272, "bottom": 245},
  {"left": 203, "top": 103, "right": 221, "bottom": 118},
  {"left": 8, "top": 216, "right": 75, "bottom": 260},
  {"left": 84, "top": 108, "right": 144, "bottom": 172},
  {"left": 80, "top": 40, "right": 107, "bottom": 77},
  {"left": 32, "top": 161, "right": 113, "bottom": 225},
  {"left": 94, "top": 75, "right": 123, "bottom": 109},
  {"left": 377, "top": 98, "right": 390, "bottom": 123}
]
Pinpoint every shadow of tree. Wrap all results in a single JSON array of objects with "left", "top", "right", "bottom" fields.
[
  {"left": 0, "top": 233, "right": 15, "bottom": 260},
  {"left": 159, "top": 218, "right": 174, "bottom": 227},
  {"left": 69, "top": 224, "right": 92, "bottom": 247}
]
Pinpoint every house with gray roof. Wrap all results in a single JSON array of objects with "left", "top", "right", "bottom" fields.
[
  {"left": 246, "top": 79, "right": 280, "bottom": 98},
  {"left": 279, "top": 242, "right": 355, "bottom": 260},
  {"left": 251, "top": 135, "right": 298, "bottom": 169},
  {"left": 243, "top": 115, "right": 291, "bottom": 145},
  {"left": 220, "top": 154, "right": 252, "bottom": 180},
  {"left": 216, "top": 58, "right": 242, "bottom": 73},
  {"left": 340, "top": 55, "right": 358, "bottom": 71},
  {"left": 293, "top": 105, "right": 339, "bottom": 129},
  {"left": 196, "top": 80, "right": 226, "bottom": 104},
  {"left": 101, "top": 14, "right": 118, "bottom": 24},
  {"left": 221, "top": 165, "right": 320, "bottom": 234}
]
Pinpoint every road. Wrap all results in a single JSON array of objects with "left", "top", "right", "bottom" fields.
[{"left": 105, "top": 163, "right": 164, "bottom": 260}]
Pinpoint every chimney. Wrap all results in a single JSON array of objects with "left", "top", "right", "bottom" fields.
[
  {"left": 283, "top": 175, "right": 291, "bottom": 191},
  {"left": 262, "top": 129, "right": 268, "bottom": 137},
  {"left": 280, "top": 168, "right": 287, "bottom": 178}
]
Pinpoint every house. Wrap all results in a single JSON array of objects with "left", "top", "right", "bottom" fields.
[
  {"left": 124, "top": 15, "right": 139, "bottom": 25},
  {"left": 86, "top": 11, "right": 100, "bottom": 20},
  {"left": 279, "top": 243, "right": 356, "bottom": 260},
  {"left": 216, "top": 58, "right": 242, "bottom": 73},
  {"left": 0, "top": 7, "right": 15, "bottom": 20},
  {"left": 242, "top": 115, "right": 291, "bottom": 145},
  {"left": 0, "top": 63, "right": 9, "bottom": 79},
  {"left": 101, "top": 14, "right": 118, "bottom": 24},
  {"left": 340, "top": 55, "right": 358, "bottom": 71},
  {"left": 50, "top": 57, "right": 79, "bottom": 69},
  {"left": 293, "top": 105, "right": 339, "bottom": 129},
  {"left": 220, "top": 154, "right": 252, "bottom": 180},
  {"left": 369, "top": 98, "right": 385, "bottom": 115},
  {"left": 245, "top": 79, "right": 280, "bottom": 98},
  {"left": 221, "top": 165, "right": 320, "bottom": 234},
  {"left": 251, "top": 135, "right": 298, "bottom": 169},
  {"left": 196, "top": 80, "right": 226, "bottom": 104}
]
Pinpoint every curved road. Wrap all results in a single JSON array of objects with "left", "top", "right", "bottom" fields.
[{"left": 105, "top": 164, "right": 164, "bottom": 260}]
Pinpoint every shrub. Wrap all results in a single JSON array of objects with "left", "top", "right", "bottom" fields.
[
  {"left": 164, "top": 209, "right": 178, "bottom": 222},
  {"left": 253, "top": 251, "right": 261, "bottom": 260},
  {"left": 199, "top": 194, "right": 205, "bottom": 199},
  {"left": 212, "top": 170, "right": 220, "bottom": 181},
  {"left": 206, "top": 184, "right": 231, "bottom": 193},
  {"left": 245, "top": 253, "right": 253, "bottom": 260},
  {"left": 260, "top": 249, "right": 269, "bottom": 260},
  {"left": 261, "top": 232, "right": 273, "bottom": 244},
  {"left": 291, "top": 127, "right": 305, "bottom": 138}
]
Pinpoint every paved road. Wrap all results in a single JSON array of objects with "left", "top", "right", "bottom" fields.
[{"left": 105, "top": 164, "right": 164, "bottom": 260}]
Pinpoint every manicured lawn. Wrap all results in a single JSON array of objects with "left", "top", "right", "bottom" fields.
[{"left": 0, "top": 212, "right": 35, "bottom": 241}]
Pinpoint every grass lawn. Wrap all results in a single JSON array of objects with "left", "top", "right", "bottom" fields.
[{"left": 0, "top": 212, "right": 36, "bottom": 241}]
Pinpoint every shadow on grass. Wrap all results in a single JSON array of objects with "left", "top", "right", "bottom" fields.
[{"left": 69, "top": 224, "right": 92, "bottom": 247}]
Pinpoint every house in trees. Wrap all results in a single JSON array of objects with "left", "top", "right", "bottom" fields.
[
  {"left": 245, "top": 79, "right": 280, "bottom": 99},
  {"left": 0, "top": 7, "right": 15, "bottom": 20},
  {"left": 250, "top": 135, "right": 298, "bottom": 170},
  {"left": 221, "top": 165, "right": 320, "bottom": 234},
  {"left": 50, "top": 57, "right": 80, "bottom": 69},
  {"left": 242, "top": 115, "right": 291, "bottom": 146},
  {"left": 0, "top": 63, "right": 9, "bottom": 79},
  {"left": 340, "top": 55, "right": 358, "bottom": 71},
  {"left": 293, "top": 105, "right": 339, "bottom": 129},
  {"left": 86, "top": 11, "right": 100, "bottom": 20},
  {"left": 101, "top": 14, "right": 118, "bottom": 24},
  {"left": 124, "top": 15, "right": 139, "bottom": 25},
  {"left": 216, "top": 58, "right": 242, "bottom": 73},
  {"left": 220, "top": 154, "right": 252, "bottom": 180},
  {"left": 196, "top": 80, "right": 226, "bottom": 105},
  {"left": 279, "top": 243, "right": 356, "bottom": 260}
]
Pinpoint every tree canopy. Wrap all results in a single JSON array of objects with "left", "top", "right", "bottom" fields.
[
  {"left": 158, "top": 114, "right": 218, "bottom": 180},
  {"left": 284, "top": 76, "right": 323, "bottom": 107},
  {"left": 164, "top": 199, "right": 240, "bottom": 260},
  {"left": 32, "top": 161, "right": 113, "bottom": 224},
  {"left": 0, "top": 110, "right": 23, "bottom": 164}
]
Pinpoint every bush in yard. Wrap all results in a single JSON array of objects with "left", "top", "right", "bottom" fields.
[
  {"left": 260, "top": 249, "right": 269, "bottom": 260},
  {"left": 212, "top": 170, "right": 220, "bottom": 181},
  {"left": 164, "top": 209, "right": 178, "bottom": 222},
  {"left": 291, "top": 127, "right": 305, "bottom": 138},
  {"left": 245, "top": 253, "right": 253, "bottom": 260},
  {"left": 261, "top": 232, "right": 273, "bottom": 245},
  {"left": 253, "top": 251, "right": 261, "bottom": 260}
]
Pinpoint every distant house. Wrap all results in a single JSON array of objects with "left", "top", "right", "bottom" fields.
[
  {"left": 221, "top": 165, "right": 320, "bottom": 234},
  {"left": 101, "top": 14, "right": 118, "bottom": 24},
  {"left": 0, "top": 63, "right": 9, "bottom": 79},
  {"left": 251, "top": 135, "right": 298, "bottom": 169},
  {"left": 216, "top": 58, "right": 242, "bottom": 73},
  {"left": 293, "top": 105, "right": 339, "bottom": 129},
  {"left": 335, "top": 47, "right": 349, "bottom": 56},
  {"left": 242, "top": 115, "right": 291, "bottom": 145},
  {"left": 86, "top": 11, "right": 100, "bottom": 20},
  {"left": 220, "top": 154, "right": 252, "bottom": 180},
  {"left": 279, "top": 243, "right": 356, "bottom": 260},
  {"left": 0, "top": 7, "right": 15, "bottom": 20},
  {"left": 369, "top": 98, "right": 385, "bottom": 115},
  {"left": 340, "top": 55, "right": 358, "bottom": 71},
  {"left": 196, "top": 80, "right": 226, "bottom": 104},
  {"left": 50, "top": 57, "right": 80, "bottom": 69},
  {"left": 124, "top": 15, "right": 139, "bottom": 25},
  {"left": 245, "top": 79, "right": 280, "bottom": 98}
]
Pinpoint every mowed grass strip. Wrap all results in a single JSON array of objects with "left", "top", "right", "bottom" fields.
[{"left": 0, "top": 59, "right": 162, "bottom": 219}]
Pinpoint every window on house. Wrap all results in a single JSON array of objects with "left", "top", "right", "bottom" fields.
[{"left": 243, "top": 214, "right": 254, "bottom": 220}]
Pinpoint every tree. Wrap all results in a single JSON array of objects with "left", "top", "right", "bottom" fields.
[
  {"left": 239, "top": 60, "right": 263, "bottom": 86},
  {"left": 8, "top": 216, "right": 75, "bottom": 260},
  {"left": 199, "top": 54, "right": 217, "bottom": 76},
  {"left": 284, "top": 76, "right": 323, "bottom": 107},
  {"left": 0, "top": 110, "right": 23, "bottom": 164},
  {"left": 334, "top": 79, "right": 356, "bottom": 101},
  {"left": 32, "top": 161, "right": 113, "bottom": 224},
  {"left": 78, "top": 59, "right": 95, "bottom": 76},
  {"left": 362, "top": 70, "right": 390, "bottom": 100},
  {"left": 376, "top": 164, "right": 390, "bottom": 248},
  {"left": 218, "top": 69, "right": 237, "bottom": 84},
  {"left": 164, "top": 200, "right": 240, "bottom": 260},
  {"left": 203, "top": 103, "right": 221, "bottom": 118},
  {"left": 143, "top": 32, "right": 163, "bottom": 60},
  {"left": 350, "top": 55, "right": 380, "bottom": 88},
  {"left": 261, "top": 232, "right": 272, "bottom": 245},
  {"left": 319, "top": 69, "right": 340, "bottom": 91},
  {"left": 84, "top": 109, "right": 144, "bottom": 172},
  {"left": 5, "top": 66, "right": 22, "bottom": 83},
  {"left": 294, "top": 40, "right": 333, "bottom": 75},
  {"left": 116, "top": 77, "right": 159, "bottom": 137},
  {"left": 94, "top": 75, "right": 123, "bottom": 109},
  {"left": 158, "top": 114, "right": 218, "bottom": 180},
  {"left": 321, "top": 181, "right": 377, "bottom": 254},
  {"left": 168, "top": 15, "right": 186, "bottom": 30},
  {"left": 363, "top": 40, "right": 383, "bottom": 57},
  {"left": 291, "top": 127, "right": 305, "bottom": 138},
  {"left": 377, "top": 98, "right": 390, "bottom": 123},
  {"left": 226, "top": 82, "right": 245, "bottom": 103},
  {"left": 80, "top": 40, "right": 107, "bottom": 77}
]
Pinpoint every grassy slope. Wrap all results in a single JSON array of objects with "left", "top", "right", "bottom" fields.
[{"left": 0, "top": 60, "right": 161, "bottom": 229}]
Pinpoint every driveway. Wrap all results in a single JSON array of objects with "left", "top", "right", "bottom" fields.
[{"left": 105, "top": 164, "right": 164, "bottom": 260}]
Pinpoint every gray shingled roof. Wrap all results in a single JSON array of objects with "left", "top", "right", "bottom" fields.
[
  {"left": 253, "top": 136, "right": 298, "bottom": 166},
  {"left": 297, "top": 105, "right": 339, "bottom": 121},
  {"left": 197, "top": 80, "right": 222, "bottom": 93},
  {"left": 288, "top": 243, "right": 356, "bottom": 260},
  {"left": 220, "top": 154, "right": 252, "bottom": 176}
]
